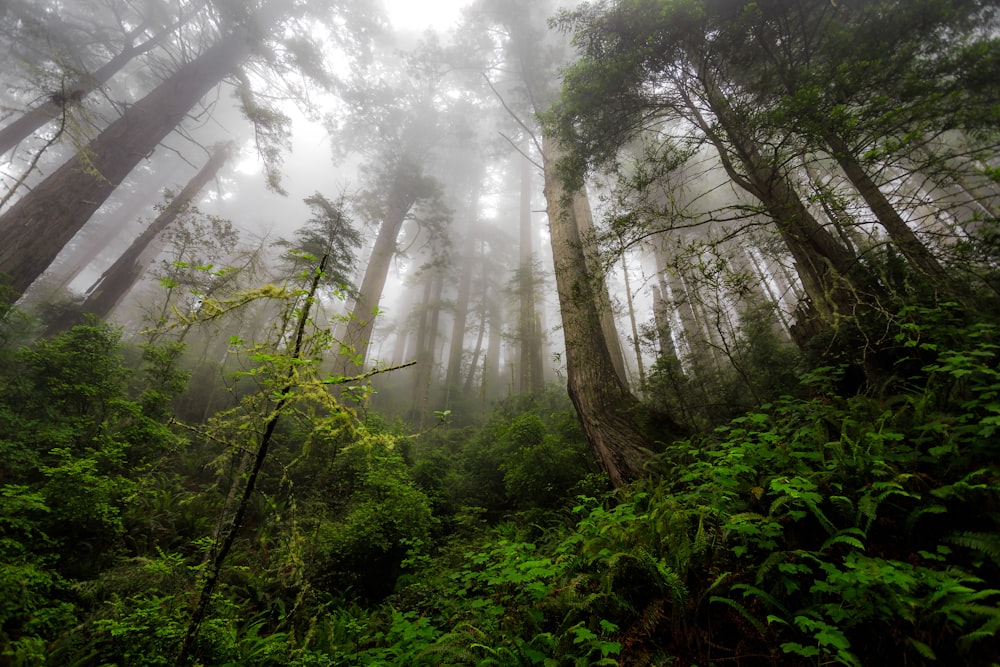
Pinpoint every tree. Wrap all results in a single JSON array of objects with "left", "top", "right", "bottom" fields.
[
  {"left": 543, "top": 138, "right": 663, "bottom": 486},
  {"left": 176, "top": 253, "right": 330, "bottom": 663},
  {"left": 551, "top": 0, "right": 868, "bottom": 337},
  {"left": 0, "top": 0, "right": 208, "bottom": 156},
  {"left": 462, "top": 0, "right": 669, "bottom": 485},
  {"left": 276, "top": 191, "right": 363, "bottom": 294},
  {"left": 68, "top": 142, "right": 235, "bottom": 327},
  {"left": 719, "top": 0, "right": 996, "bottom": 296},
  {"left": 0, "top": 22, "right": 255, "bottom": 296},
  {"left": 515, "top": 151, "right": 545, "bottom": 395},
  {"left": 0, "top": 0, "right": 378, "bottom": 297},
  {"left": 333, "top": 151, "right": 447, "bottom": 385}
]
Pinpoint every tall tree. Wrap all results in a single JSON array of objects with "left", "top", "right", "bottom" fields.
[
  {"left": 0, "top": 0, "right": 208, "bottom": 156},
  {"left": 551, "top": 0, "right": 866, "bottom": 335},
  {"left": 543, "top": 139, "right": 659, "bottom": 486},
  {"left": 444, "top": 193, "right": 484, "bottom": 402},
  {"left": 332, "top": 151, "right": 447, "bottom": 383},
  {"left": 73, "top": 142, "right": 235, "bottom": 325},
  {"left": 516, "top": 151, "right": 545, "bottom": 394},
  {"left": 466, "top": 0, "right": 665, "bottom": 485},
  {"left": 0, "top": 22, "right": 254, "bottom": 296},
  {"left": 721, "top": 0, "right": 996, "bottom": 296},
  {"left": 0, "top": 0, "right": 378, "bottom": 296}
]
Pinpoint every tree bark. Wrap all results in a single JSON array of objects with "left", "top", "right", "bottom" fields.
[
  {"left": 572, "top": 189, "right": 630, "bottom": 386},
  {"left": 0, "top": 2, "right": 207, "bottom": 156},
  {"left": 517, "top": 152, "right": 543, "bottom": 394},
  {"left": 0, "top": 27, "right": 253, "bottom": 296},
  {"left": 824, "top": 132, "right": 956, "bottom": 289},
  {"left": 53, "top": 158, "right": 187, "bottom": 291},
  {"left": 542, "top": 136, "right": 661, "bottom": 488},
  {"left": 79, "top": 142, "right": 234, "bottom": 321},
  {"left": 334, "top": 168, "right": 421, "bottom": 381}
]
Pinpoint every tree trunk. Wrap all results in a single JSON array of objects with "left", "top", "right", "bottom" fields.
[
  {"left": 572, "top": 188, "right": 629, "bottom": 386},
  {"left": 53, "top": 158, "right": 187, "bottom": 291},
  {"left": 409, "top": 268, "right": 443, "bottom": 426},
  {"left": 463, "top": 242, "right": 490, "bottom": 396},
  {"left": 481, "top": 291, "right": 503, "bottom": 403},
  {"left": 444, "top": 195, "right": 480, "bottom": 400},
  {"left": 333, "top": 174, "right": 418, "bottom": 382},
  {"left": 0, "top": 27, "right": 253, "bottom": 296},
  {"left": 650, "top": 283, "right": 677, "bottom": 359},
  {"left": 824, "top": 132, "right": 956, "bottom": 289},
  {"left": 517, "top": 152, "right": 543, "bottom": 394},
  {"left": 620, "top": 251, "right": 645, "bottom": 388},
  {"left": 692, "top": 75, "right": 859, "bottom": 329},
  {"left": 80, "top": 142, "right": 234, "bottom": 321},
  {"left": 542, "top": 136, "right": 663, "bottom": 488},
  {"left": 178, "top": 254, "right": 327, "bottom": 665},
  {"left": 0, "top": 2, "right": 207, "bottom": 156}
]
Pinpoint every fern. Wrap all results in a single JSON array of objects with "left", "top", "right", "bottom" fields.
[
  {"left": 709, "top": 595, "right": 768, "bottom": 636},
  {"left": 947, "top": 531, "right": 1000, "bottom": 567}
]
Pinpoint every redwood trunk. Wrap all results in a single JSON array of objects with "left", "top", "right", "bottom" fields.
[
  {"left": 542, "top": 137, "right": 658, "bottom": 488},
  {"left": 334, "top": 191, "right": 412, "bottom": 380},
  {"left": 0, "top": 28, "right": 252, "bottom": 295},
  {"left": 0, "top": 3, "right": 206, "bottom": 155},
  {"left": 80, "top": 142, "right": 234, "bottom": 320},
  {"left": 824, "top": 132, "right": 954, "bottom": 288}
]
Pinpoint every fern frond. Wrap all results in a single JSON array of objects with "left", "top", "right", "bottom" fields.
[
  {"left": 948, "top": 531, "right": 1000, "bottom": 567},
  {"left": 709, "top": 595, "right": 768, "bottom": 636}
]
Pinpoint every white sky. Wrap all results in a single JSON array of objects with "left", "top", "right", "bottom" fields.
[{"left": 383, "top": 0, "right": 469, "bottom": 31}]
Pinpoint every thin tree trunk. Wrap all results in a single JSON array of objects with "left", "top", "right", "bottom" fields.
[
  {"left": 463, "top": 245, "right": 490, "bottom": 396},
  {"left": 517, "top": 152, "right": 542, "bottom": 394},
  {"left": 0, "top": 27, "right": 253, "bottom": 296},
  {"left": 445, "top": 194, "right": 480, "bottom": 399},
  {"left": 650, "top": 284, "right": 677, "bottom": 358},
  {"left": 177, "top": 254, "right": 327, "bottom": 665},
  {"left": 620, "top": 251, "right": 645, "bottom": 388},
  {"left": 462, "top": 306, "right": 487, "bottom": 396},
  {"left": 409, "top": 269, "right": 443, "bottom": 426},
  {"left": 481, "top": 292, "right": 503, "bottom": 403}
]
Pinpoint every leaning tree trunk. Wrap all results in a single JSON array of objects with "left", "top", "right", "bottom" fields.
[
  {"left": 691, "top": 74, "right": 860, "bottom": 329},
  {"left": 542, "top": 137, "right": 664, "bottom": 488},
  {"left": 824, "top": 131, "right": 958, "bottom": 291},
  {"left": 79, "top": 142, "right": 234, "bottom": 321},
  {"left": 0, "top": 26, "right": 253, "bottom": 296},
  {"left": 0, "top": 1, "right": 207, "bottom": 156},
  {"left": 572, "top": 190, "right": 630, "bottom": 386},
  {"left": 177, "top": 254, "right": 327, "bottom": 665},
  {"left": 53, "top": 157, "right": 187, "bottom": 291}
]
